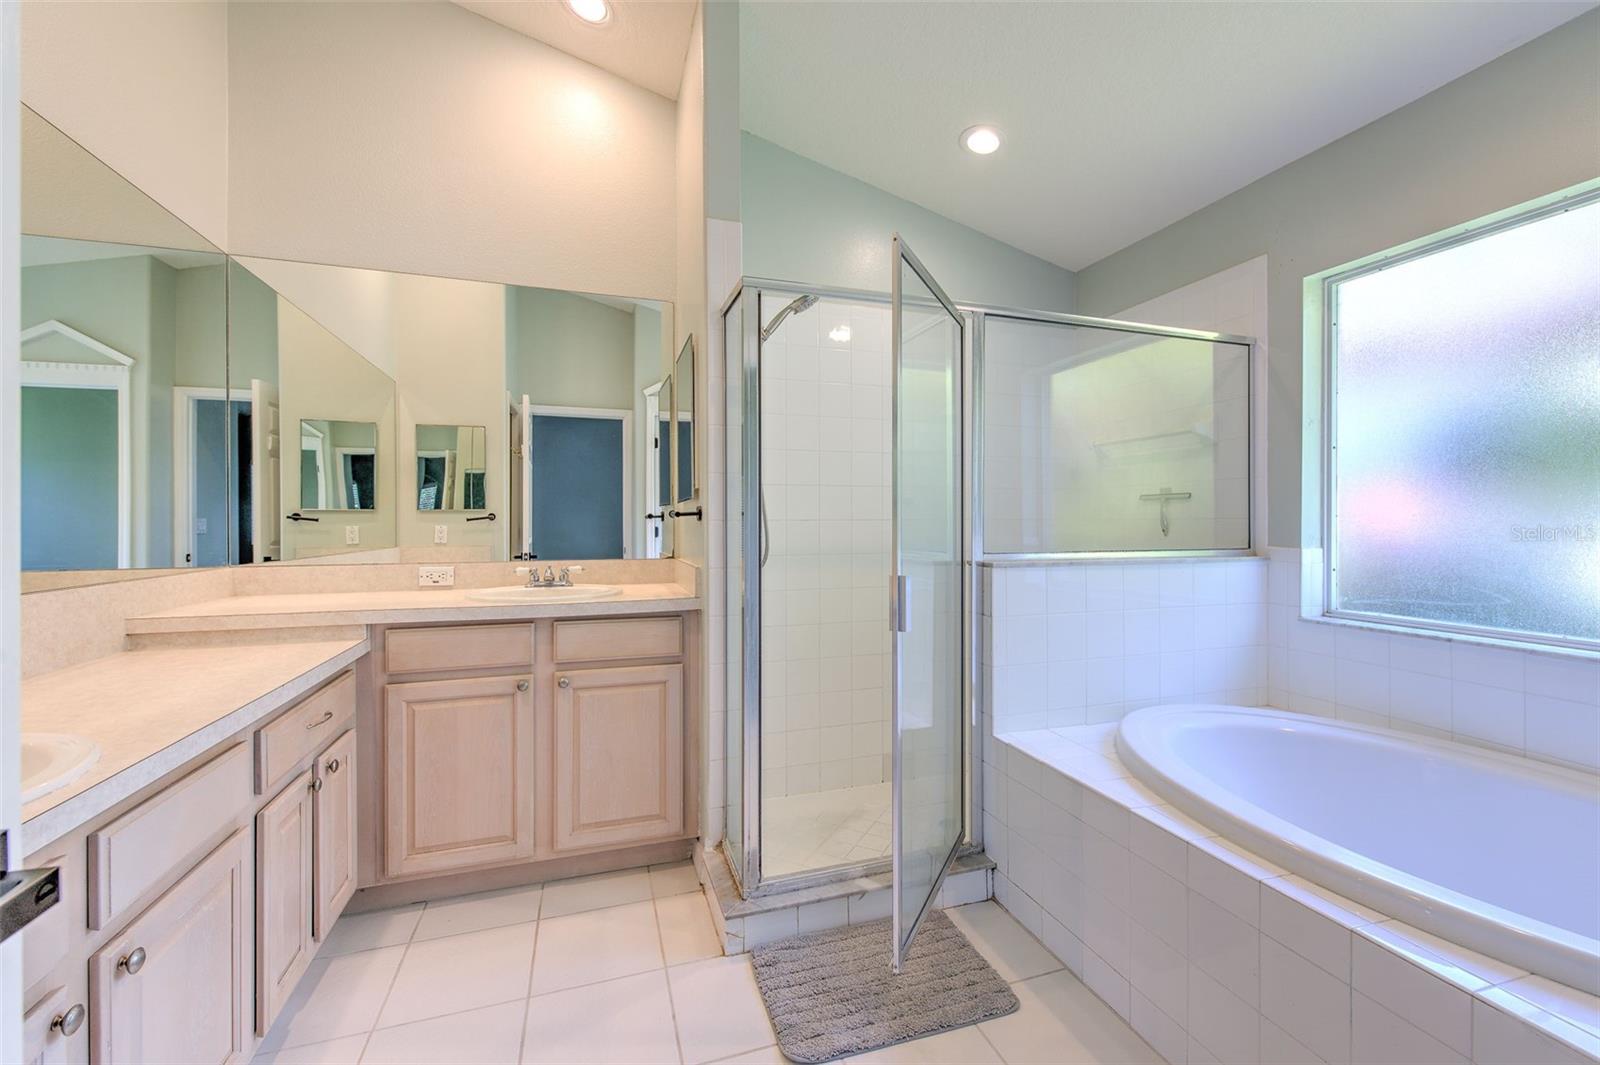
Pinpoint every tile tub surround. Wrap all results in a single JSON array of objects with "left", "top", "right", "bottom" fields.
[
  {"left": 981, "top": 557, "right": 1270, "bottom": 734},
  {"left": 20, "top": 634, "right": 368, "bottom": 851},
  {"left": 1264, "top": 547, "right": 1600, "bottom": 773},
  {"left": 984, "top": 724, "right": 1600, "bottom": 1064}
]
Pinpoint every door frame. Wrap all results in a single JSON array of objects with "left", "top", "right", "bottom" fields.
[
  {"left": 642, "top": 380, "right": 667, "bottom": 559},
  {"left": 527, "top": 404, "right": 633, "bottom": 558},
  {"left": 171, "top": 386, "right": 249, "bottom": 566},
  {"left": 20, "top": 321, "right": 135, "bottom": 568}
]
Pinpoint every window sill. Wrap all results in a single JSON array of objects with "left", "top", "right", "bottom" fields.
[{"left": 1296, "top": 610, "right": 1600, "bottom": 663}]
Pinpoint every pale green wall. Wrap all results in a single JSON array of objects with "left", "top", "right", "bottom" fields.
[
  {"left": 507, "top": 287, "right": 635, "bottom": 411},
  {"left": 1073, "top": 11, "right": 1600, "bottom": 547},
  {"left": 740, "top": 133, "right": 1076, "bottom": 311},
  {"left": 21, "top": 387, "right": 119, "bottom": 569}
]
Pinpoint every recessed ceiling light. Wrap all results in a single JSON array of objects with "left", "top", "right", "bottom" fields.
[
  {"left": 829, "top": 324, "right": 852, "bottom": 344},
  {"left": 567, "top": 0, "right": 611, "bottom": 25},
  {"left": 961, "top": 125, "right": 1001, "bottom": 156}
]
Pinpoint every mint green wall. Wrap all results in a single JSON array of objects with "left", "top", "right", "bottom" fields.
[
  {"left": 1072, "top": 11, "right": 1600, "bottom": 547},
  {"left": 21, "top": 387, "right": 120, "bottom": 569},
  {"left": 740, "top": 133, "right": 1076, "bottom": 311},
  {"left": 506, "top": 287, "right": 634, "bottom": 411}
]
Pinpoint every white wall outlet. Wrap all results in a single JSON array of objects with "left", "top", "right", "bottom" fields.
[
  {"left": 418, "top": 565, "right": 455, "bottom": 588},
  {"left": 434, "top": 524, "right": 448, "bottom": 544},
  {"left": 194, "top": 517, "right": 207, "bottom": 534},
  {"left": 345, "top": 525, "right": 360, "bottom": 545}
]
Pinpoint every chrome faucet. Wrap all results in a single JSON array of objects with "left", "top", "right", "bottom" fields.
[
  {"left": 555, "top": 565, "right": 584, "bottom": 587},
  {"left": 515, "top": 565, "right": 553, "bottom": 587}
]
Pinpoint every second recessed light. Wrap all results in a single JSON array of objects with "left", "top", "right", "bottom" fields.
[
  {"left": 567, "top": 0, "right": 611, "bottom": 25},
  {"left": 962, "top": 125, "right": 1001, "bottom": 155}
]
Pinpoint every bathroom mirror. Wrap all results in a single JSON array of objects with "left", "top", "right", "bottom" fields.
[
  {"left": 229, "top": 258, "right": 399, "bottom": 562},
  {"left": 297, "top": 420, "right": 379, "bottom": 510},
  {"left": 673, "top": 336, "right": 696, "bottom": 505},
  {"left": 415, "top": 424, "right": 487, "bottom": 511},
  {"left": 19, "top": 107, "right": 230, "bottom": 584},
  {"left": 508, "top": 287, "right": 674, "bottom": 561}
]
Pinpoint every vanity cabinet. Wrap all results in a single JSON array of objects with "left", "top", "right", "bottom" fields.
[
  {"left": 255, "top": 770, "right": 314, "bottom": 1034},
  {"left": 383, "top": 674, "right": 537, "bottom": 878},
  {"left": 89, "top": 829, "right": 253, "bottom": 1065},
  {"left": 22, "top": 985, "right": 85, "bottom": 1065},
  {"left": 551, "top": 662, "right": 684, "bottom": 852},
  {"left": 256, "top": 729, "right": 358, "bottom": 1033},
  {"left": 314, "top": 729, "right": 359, "bottom": 939}
]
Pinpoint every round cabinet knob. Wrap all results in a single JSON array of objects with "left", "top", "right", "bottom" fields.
[
  {"left": 516, "top": 680, "right": 530, "bottom": 692},
  {"left": 557, "top": 677, "right": 570, "bottom": 689},
  {"left": 326, "top": 757, "right": 341, "bottom": 774},
  {"left": 52, "top": 1003, "right": 86, "bottom": 1037},
  {"left": 119, "top": 946, "right": 147, "bottom": 975}
]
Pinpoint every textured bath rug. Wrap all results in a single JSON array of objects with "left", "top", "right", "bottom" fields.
[{"left": 749, "top": 908, "right": 1019, "bottom": 1063}]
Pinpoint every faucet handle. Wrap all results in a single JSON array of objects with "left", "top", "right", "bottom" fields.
[{"left": 558, "top": 565, "right": 583, "bottom": 586}]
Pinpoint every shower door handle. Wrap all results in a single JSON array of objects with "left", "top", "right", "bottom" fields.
[
  {"left": 759, "top": 490, "right": 770, "bottom": 568},
  {"left": 892, "top": 574, "right": 909, "bottom": 633}
]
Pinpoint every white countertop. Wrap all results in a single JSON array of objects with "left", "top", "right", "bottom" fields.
[
  {"left": 21, "top": 636, "right": 368, "bottom": 855},
  {"left": 125, "top": 582, "right": 699, "bottom": 633}
]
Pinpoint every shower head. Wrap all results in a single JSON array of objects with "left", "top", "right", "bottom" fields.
[{"left": 759, "top": 294, "right": 820, "bottom": 342}]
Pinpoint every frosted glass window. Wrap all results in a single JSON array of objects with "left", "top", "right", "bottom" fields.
[{"left": 1330, "top": 197, "right": 1600, "bottom": 646}]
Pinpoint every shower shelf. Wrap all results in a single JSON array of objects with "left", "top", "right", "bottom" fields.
[{"left": 1092, "top": 426, "right": 1214, "bottom": 460}]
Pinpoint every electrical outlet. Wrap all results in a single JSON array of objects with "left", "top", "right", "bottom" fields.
[
  {"left": 418, "top": 565, "right": 455, "bottom": 588},
  {"left": 434, "top": 524, "right": 448, "bottom": 544},
  {"left": 345, "top": 525, "right": 360, "bottom": 545}
]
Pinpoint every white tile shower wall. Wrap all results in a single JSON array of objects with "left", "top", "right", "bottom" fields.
[
  {"left": 982, "top": 557, "right": 1269, "bottom": 734},
  {"left": 1265, "top": 547, "right": 1600, "bottom": 772},
  {"left": 1114, "top": 255, "right": 1270, "bottom": 553},
  {"left": 759, "top": 298, "right": 893, "bottom": 798},
  {"left": 987, "top": 729, "right": 1600, "bottom": 1065}
]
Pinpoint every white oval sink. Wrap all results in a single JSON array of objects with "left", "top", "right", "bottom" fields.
[
  {"left": 22, "top": 733, "right": 100, "bottom": 804},
  {"left": 467, "top": 584, "right": 624, "bottom": 604}
]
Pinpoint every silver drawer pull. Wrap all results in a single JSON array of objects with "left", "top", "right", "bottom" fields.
[
  {"left": 557, "top": 677, "right": 570, "bottom": 689},
  {"left": 517, "top": 680, "right": 530, "bottom": 692},
  {"left": 52, "top": 1003, "right": 86, "bottom": 1036},
  {"left": 305, "top": 710, "right": 334, "bottom": 730},
  {"left": 118, "top": 946, "right": 147, "bottom": 975},
  {"left": 325, "top": 757, "right": 341, "bottom": 774}
]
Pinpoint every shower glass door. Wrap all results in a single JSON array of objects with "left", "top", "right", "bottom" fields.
[{"left": 890, "top": 236, "right": 965, "bottom": 970}]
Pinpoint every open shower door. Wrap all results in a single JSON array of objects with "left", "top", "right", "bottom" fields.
[{"left": 890, "top": 236, "right": 966, "bottom": 972}]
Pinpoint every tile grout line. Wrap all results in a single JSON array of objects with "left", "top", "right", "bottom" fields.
[
  {"left": 514, "top": 887, "right": 544, "bottom": 1065},
  {"left": 354, "top": 896, "right": 429, "bottom": 1063},
  {"left": 652, "top": 892, "right": 692, "bottom": 1065}
]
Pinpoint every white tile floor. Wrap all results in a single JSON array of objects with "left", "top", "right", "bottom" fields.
[
  {"left": 762, "top": 783, "right": 893, "bottom": 877},
  {"left": 255, "top": 862, "right": 1161, "bottom": 1065}
]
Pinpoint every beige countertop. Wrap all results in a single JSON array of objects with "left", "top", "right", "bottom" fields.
[
  {"left": 21, "top": 636, "right": 368, "bottom": 854},
  {"left": 124, "top": 582, "right": 700, "bottom": 634}
]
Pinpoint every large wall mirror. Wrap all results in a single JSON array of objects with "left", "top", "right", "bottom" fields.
[{"left": 17, "top": 105, "right": 689, "bottom": 587}]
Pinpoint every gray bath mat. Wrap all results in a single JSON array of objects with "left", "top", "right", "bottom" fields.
[{"left": 750, "top": 909, "right": 1020, "bottom": 1063}]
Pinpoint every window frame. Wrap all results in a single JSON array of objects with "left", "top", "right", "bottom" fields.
[{"left": 1319, "top": 186, "right": 1600, "bottom": 653}]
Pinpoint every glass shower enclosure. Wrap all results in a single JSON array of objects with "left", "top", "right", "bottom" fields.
[{"left": 721, "top": 239, "right": 969, "bottom": 946}]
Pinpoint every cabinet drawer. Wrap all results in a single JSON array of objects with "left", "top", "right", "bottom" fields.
[
  {"left": 255, "top": 671, "right": 356, "bottom": 794},
  {"left": 87, "top": 743, "right": 250, "bottom": 931},
  {"left": 553, "top": 617, "right": 683, "bottom": 664},
  {"left": 384, "top": 624, "right": 533, "bottom": 675}
]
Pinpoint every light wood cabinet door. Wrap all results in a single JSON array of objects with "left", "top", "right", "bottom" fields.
[
  {"left": 552, "top": 663, "right": 684, "bottom": 852},
  {"left": 89, "top": 829, "right": 252, "bottom": 1065},
  {"left": 384, "top": 674, "right": 536, "bottom": 878},
  {"left": 313, "top": 730, "right": 358, "bottom": 940},
  {"left": 255, "top": 770, "right": 315, "bottom": 1035}
]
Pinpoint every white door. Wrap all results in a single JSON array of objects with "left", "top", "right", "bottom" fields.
[
  {"left": 643, "top": 381, "right": 666, "bottom": 559},
  {"left": 509, "top": 394, "right": 533, "bottom": 559},
  {"left": 251, "top": 378, "right": 281, "bottom": 562}
]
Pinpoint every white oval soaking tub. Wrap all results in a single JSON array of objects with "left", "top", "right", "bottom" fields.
[{"left": 1116, "top": 704, "right": 1600, "bottom": 994}]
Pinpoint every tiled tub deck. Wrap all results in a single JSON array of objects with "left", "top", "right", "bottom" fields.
[{"left": 985, "top": 723, "right": 1600, "bottom": 1065}]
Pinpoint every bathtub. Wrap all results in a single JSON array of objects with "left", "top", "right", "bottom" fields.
[{"left": 1116, "top": 703, "right": 1600, "bottom": 995}]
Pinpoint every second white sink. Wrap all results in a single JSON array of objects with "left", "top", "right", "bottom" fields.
[
  {"left": 22, "top": 732, "right": 100, "bottom": 804},
  {"left": 467, "top": 584, "right": 624, "bottom": 604}
]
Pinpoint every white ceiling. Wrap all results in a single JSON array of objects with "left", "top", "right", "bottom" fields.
[
  {"left": 742, "top": 1, "right": 1595, "bottom": 271},
  {"left": 454, "top": 0, "right": 696, "bottom": 99}
]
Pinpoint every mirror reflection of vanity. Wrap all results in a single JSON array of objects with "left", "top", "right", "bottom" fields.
[{"left": 17, "top": 105, "right": 695, "bottom": 586}]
